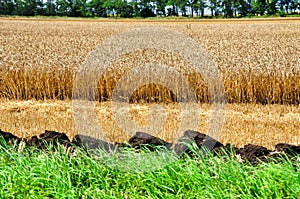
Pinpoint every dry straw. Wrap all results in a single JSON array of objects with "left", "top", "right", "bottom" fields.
[{"left": 0, "top": 20, "right": 299, "bottom": 104}]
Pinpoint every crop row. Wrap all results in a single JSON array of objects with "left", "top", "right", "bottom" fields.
[{"left": 1, "top": 20, "right": 300, "bottom": 104}]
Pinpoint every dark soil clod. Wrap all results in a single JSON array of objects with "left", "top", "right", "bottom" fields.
[
  {"left": 128, "top": 132, "right": 172, "bottom": 150},
  {"left": 275, "top": 143, "right": 300, "bottom": 155},
  {"left": 26, "top": 135, "right": 40, "bottom": 147},
  {"left": 40, "top": 130, "right": 70, "bottom": 143},
  {"left": 174, "top": 130, "right": 224, "bottom": 156},
  {"left": 0, "top": 129, "right": 298, "bottom": 166},
  {"left": 239, "top": 144, "right": 271, "bottom": 165},
  {"left": 73, "top": 134, "right": 118, "bottom": 152},
  {"left": 0, "top": 129, "right": 22, "bottom": 144},
  {"left": 26, "top": 130, "right": 70, "bottom": 149},
  {"left": 183, "top": 130, "right": 223, "bottom": 149}
]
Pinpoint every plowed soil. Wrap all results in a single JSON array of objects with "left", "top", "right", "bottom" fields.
[{"left": 1, "top": 129, "right": 299, "bottom": 165}]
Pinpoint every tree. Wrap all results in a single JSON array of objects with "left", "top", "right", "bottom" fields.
[
  {"left": 0, "top": 0, "right": 296, "bottom": 18},
  {"left": 178, "top": 0, "right": 188, "bottom": 16},
  {"left": 139, "top": 0, "right": 156, "bottom": 17},
  {"left": 198, "top": 0, "right": 206, "bottom": 16},
  {"left": 266, "top": 0, "right": 277, "bottom": 14},
  {"left": 88, "top": 0, "right": 106, "bottom": 17},
  {"left": 209, "top": 0, "right": 221, "bottom": 16},
  {"left": 188, "top": 0, "right": 199, "bottom": 17},
  {"left": 35, "top": 0, "right": 44, "bottom": 15},
  {"left": 140, "top": 6, "right": 156, "bottom": 17},
  {"left": 114, "top": 0, "right": 133, "bottom": 17},
  {"left": 56, "top": 0, "right": 69, "bottom": 16},
  {"left": 289, "top": 0, "right": 298, "bottom": 12},
  {"left": 278, "top": 0, "right": 284, "bottom": 11},
  {"left": 222, "top": 0, "right": 234, "bottom": 17},
  {"left": 103, "top": 0, "right": 115, "bottom": 16},
  {"left": 284, "top": 0, "right": 290, "bottom": 13},
  {"left": 128, "top": 0, "right": 140, "bottom": 17},
  {"left": 45, "top": 0, "right": 56, "bottom": 16},
  {"left": 252, "top": 0, "right": 266, "bottom": 15},
  {"left": 234, "top": 0, "right": 250, "bottom": 16},
  {"left": 167, "top": 0, "right": 180, "bottom": 16},
  {"left": 0, "top": 0, "right": 14, "bottom": 15},
  {"left": 120, "top": 3, "right": 133, "bottom": 17},
  {"left": 155, "top": 0, "right": 167, "bottom": 16},
  {"left": 61, "top": 0, "right": 87, "bottom": 17},
  {"left": 18, "top": 0, "right": 39, "bottom": 16}
]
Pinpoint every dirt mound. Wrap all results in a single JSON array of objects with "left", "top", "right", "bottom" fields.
[
  {"left": 183, "top": 130, "right": 224, "bottom": 149},
  {"left": 73, "top": 134, "right": 118, "bottom": 152},
  {"left": 0, "top": 129, "right": 298, "bottom": 165},
  {"left": 27, "top": 130, "right": 71, "bottom": 149},
  {"left": 127, "top": 132, "right": 172, "bottom": 151},
  {"left": 0, "top": 129, "right": 22, "bottom": 144},
  {"left": 173, "top": 130, "right": 224, "bottom": 155},
  {"left": 275, "top": 143, "right": 300, "bottom": 155},
  {"left": 239, "top": 144, "right": 270, "bottom": 165}
]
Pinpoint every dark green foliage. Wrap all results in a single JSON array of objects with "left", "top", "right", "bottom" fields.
[
  {"left": 0, "top": 0, "right": 300, "bottom": 17},
  {"left": 140, "top": 6, "right": 156, "bottom": 17}
]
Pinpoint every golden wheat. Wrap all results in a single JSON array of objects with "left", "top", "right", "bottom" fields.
[
  {"left": 0, "top": 100, "right": 298, "bottom": 149},
  {"left": 1, "top": 19, "right": 300, "bottom": 104},
  {"left": 0, "top": 18, "right": 299, "bottom": 148}
]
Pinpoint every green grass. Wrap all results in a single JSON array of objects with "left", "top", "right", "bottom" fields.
[{"left": 0, "top": 140, "right": 299, "bottom": 198}]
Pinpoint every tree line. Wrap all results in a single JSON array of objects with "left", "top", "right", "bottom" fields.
[{"left": 0, "top": 0, "right": 300, "bottom": 18}]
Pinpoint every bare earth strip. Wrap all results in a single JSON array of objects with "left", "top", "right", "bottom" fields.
[{"left": 0, "top": 100, "right": 298, "bottom": 149}]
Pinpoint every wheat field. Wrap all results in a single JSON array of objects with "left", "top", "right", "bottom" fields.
[{"left": 0, "top": 18, "right": 299, "bottom": 148}]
